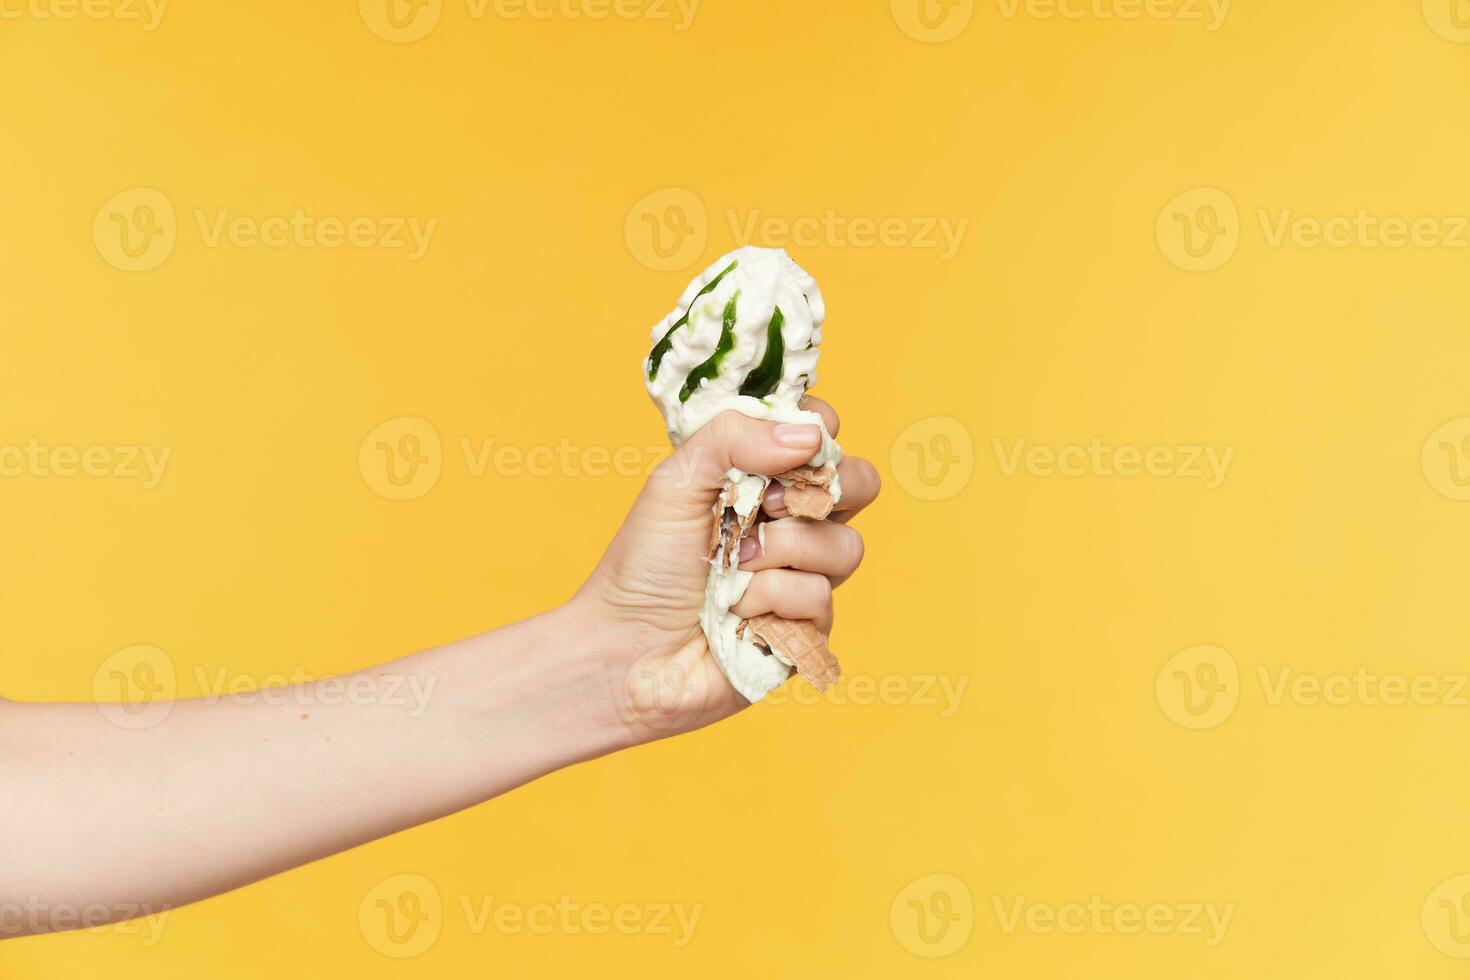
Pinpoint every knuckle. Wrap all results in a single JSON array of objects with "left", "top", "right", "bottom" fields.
[{"left": 803, "top": 395, "right": 839, "bottom": 430}]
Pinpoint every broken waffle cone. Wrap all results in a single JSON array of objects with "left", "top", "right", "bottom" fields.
[
  {"left": 708, "top": 479, "right": 772, "bottom": 569},
  {"left": 772, "top": 464, "right": 837, "bottom": 520},
  {"left": 782, "top": 483, "right": 834, "bottom": 520},
  {"left": 707, "top": 486, "right": 731, "bottom": 558},
  {"left": 705, "top": 471, "right": 842, "bottom": 692},
  {"left": 737, "top": 483, "right": 768, "bottom": 537},
  {"left": 774, "top": 464, "right": 834, "bottom": 488},
  {"left": 720, "top": 511, "right": 740, "bottom": 569},
  {"left": 740, "top": 613, "right": 841, "bottom": 692}
]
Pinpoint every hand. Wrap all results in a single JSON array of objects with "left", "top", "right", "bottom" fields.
[
  {"left": 570, "top": 396, "right": 881, "bottom": 744},
  {"left": 0, "top": 397, "right": 877, "bottom": 933}
]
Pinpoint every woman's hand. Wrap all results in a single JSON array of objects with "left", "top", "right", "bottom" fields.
[
  {"left": 570, "top": 396, "right": 881, "bottom": 743},
  {"left": 0, "top": 396, "right": 877, "bottom": 937}
]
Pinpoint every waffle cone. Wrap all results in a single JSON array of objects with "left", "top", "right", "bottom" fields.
[
  {"left": 775, "top": 464, "right": 834, "bottom": 488},
  {"left": 740, "top": 613, "right": 841, "bottom": 692},
  {"left": 707, "top": 485, "right": 733, "bottom": 558},
  {"left": 706, "top": 468, "right": 843, "bottom": 693},
  {"left": 772, "top": 464, "right": 837, "bottom": 520},
  {"left": 708, "top": 480, "right": 772, "bottom": 569}
]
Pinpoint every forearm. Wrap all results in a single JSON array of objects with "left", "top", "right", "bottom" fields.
[{"left": 0, "top": 603, "right": 628, "bottom": 936}]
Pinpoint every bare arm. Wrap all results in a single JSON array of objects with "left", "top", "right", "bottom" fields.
[
  {"left": 0, "top": 403, "right": 880, "bottom": 939},
  {"left": 0, "top": 607, "right": 631, "bottom": 935}
]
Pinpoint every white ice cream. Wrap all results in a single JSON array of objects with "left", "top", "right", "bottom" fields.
[{"left": 644, "top": 246, "right": 843, "bottom": 702}]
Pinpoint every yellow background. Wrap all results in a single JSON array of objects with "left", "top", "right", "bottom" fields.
[{"left": 4, "top": 0, "right": 1470, "bottom": 976}]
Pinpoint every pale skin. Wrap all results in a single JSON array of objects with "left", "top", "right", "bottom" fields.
[{"left": 0, "top": 398, "right": 879, "bottom": 939}]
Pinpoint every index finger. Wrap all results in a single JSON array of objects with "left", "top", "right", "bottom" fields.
[{"left": 799, "top": 395, "right": 840, "bottom": 438}]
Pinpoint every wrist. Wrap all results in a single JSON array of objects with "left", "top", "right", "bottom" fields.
[
  {"left": 514, "top": 599, "right": 658, "bottom": 758},
  {"left": 549, "top": 593, "right": 728, "bottom": 750},
  {"left": 528, "top": 599, "right": 647, "bottom": 756},
  {"left": 419, "top": 602, "right": 638, "bottom": 799}
]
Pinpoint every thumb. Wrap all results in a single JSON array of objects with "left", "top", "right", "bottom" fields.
[{"left": 653, "top": 411, "right": 823, "bottom": 506}]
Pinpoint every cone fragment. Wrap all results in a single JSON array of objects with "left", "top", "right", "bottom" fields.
[
  {"left": 708, "top": 485, "right": 733, "bottom": 558},
  {"left": 708, "top": 480, "right": 771, "bottom": 570},
  {"left": 740, "top": 613, "right": 841, "bottom": 692},
  {"left": 708, "top": 469, "right": 844, "bottom": 693},
  {"left": 773, "top": 464, "right": 837, "bottom": 520}
]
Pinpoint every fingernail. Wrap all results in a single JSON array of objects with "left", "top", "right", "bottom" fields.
[
  {"left": 739, "top": 536, "right": 759, "bottom": 561},
  {"left": 774, "top": 423, "right": 820, "bottom": 449}
]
